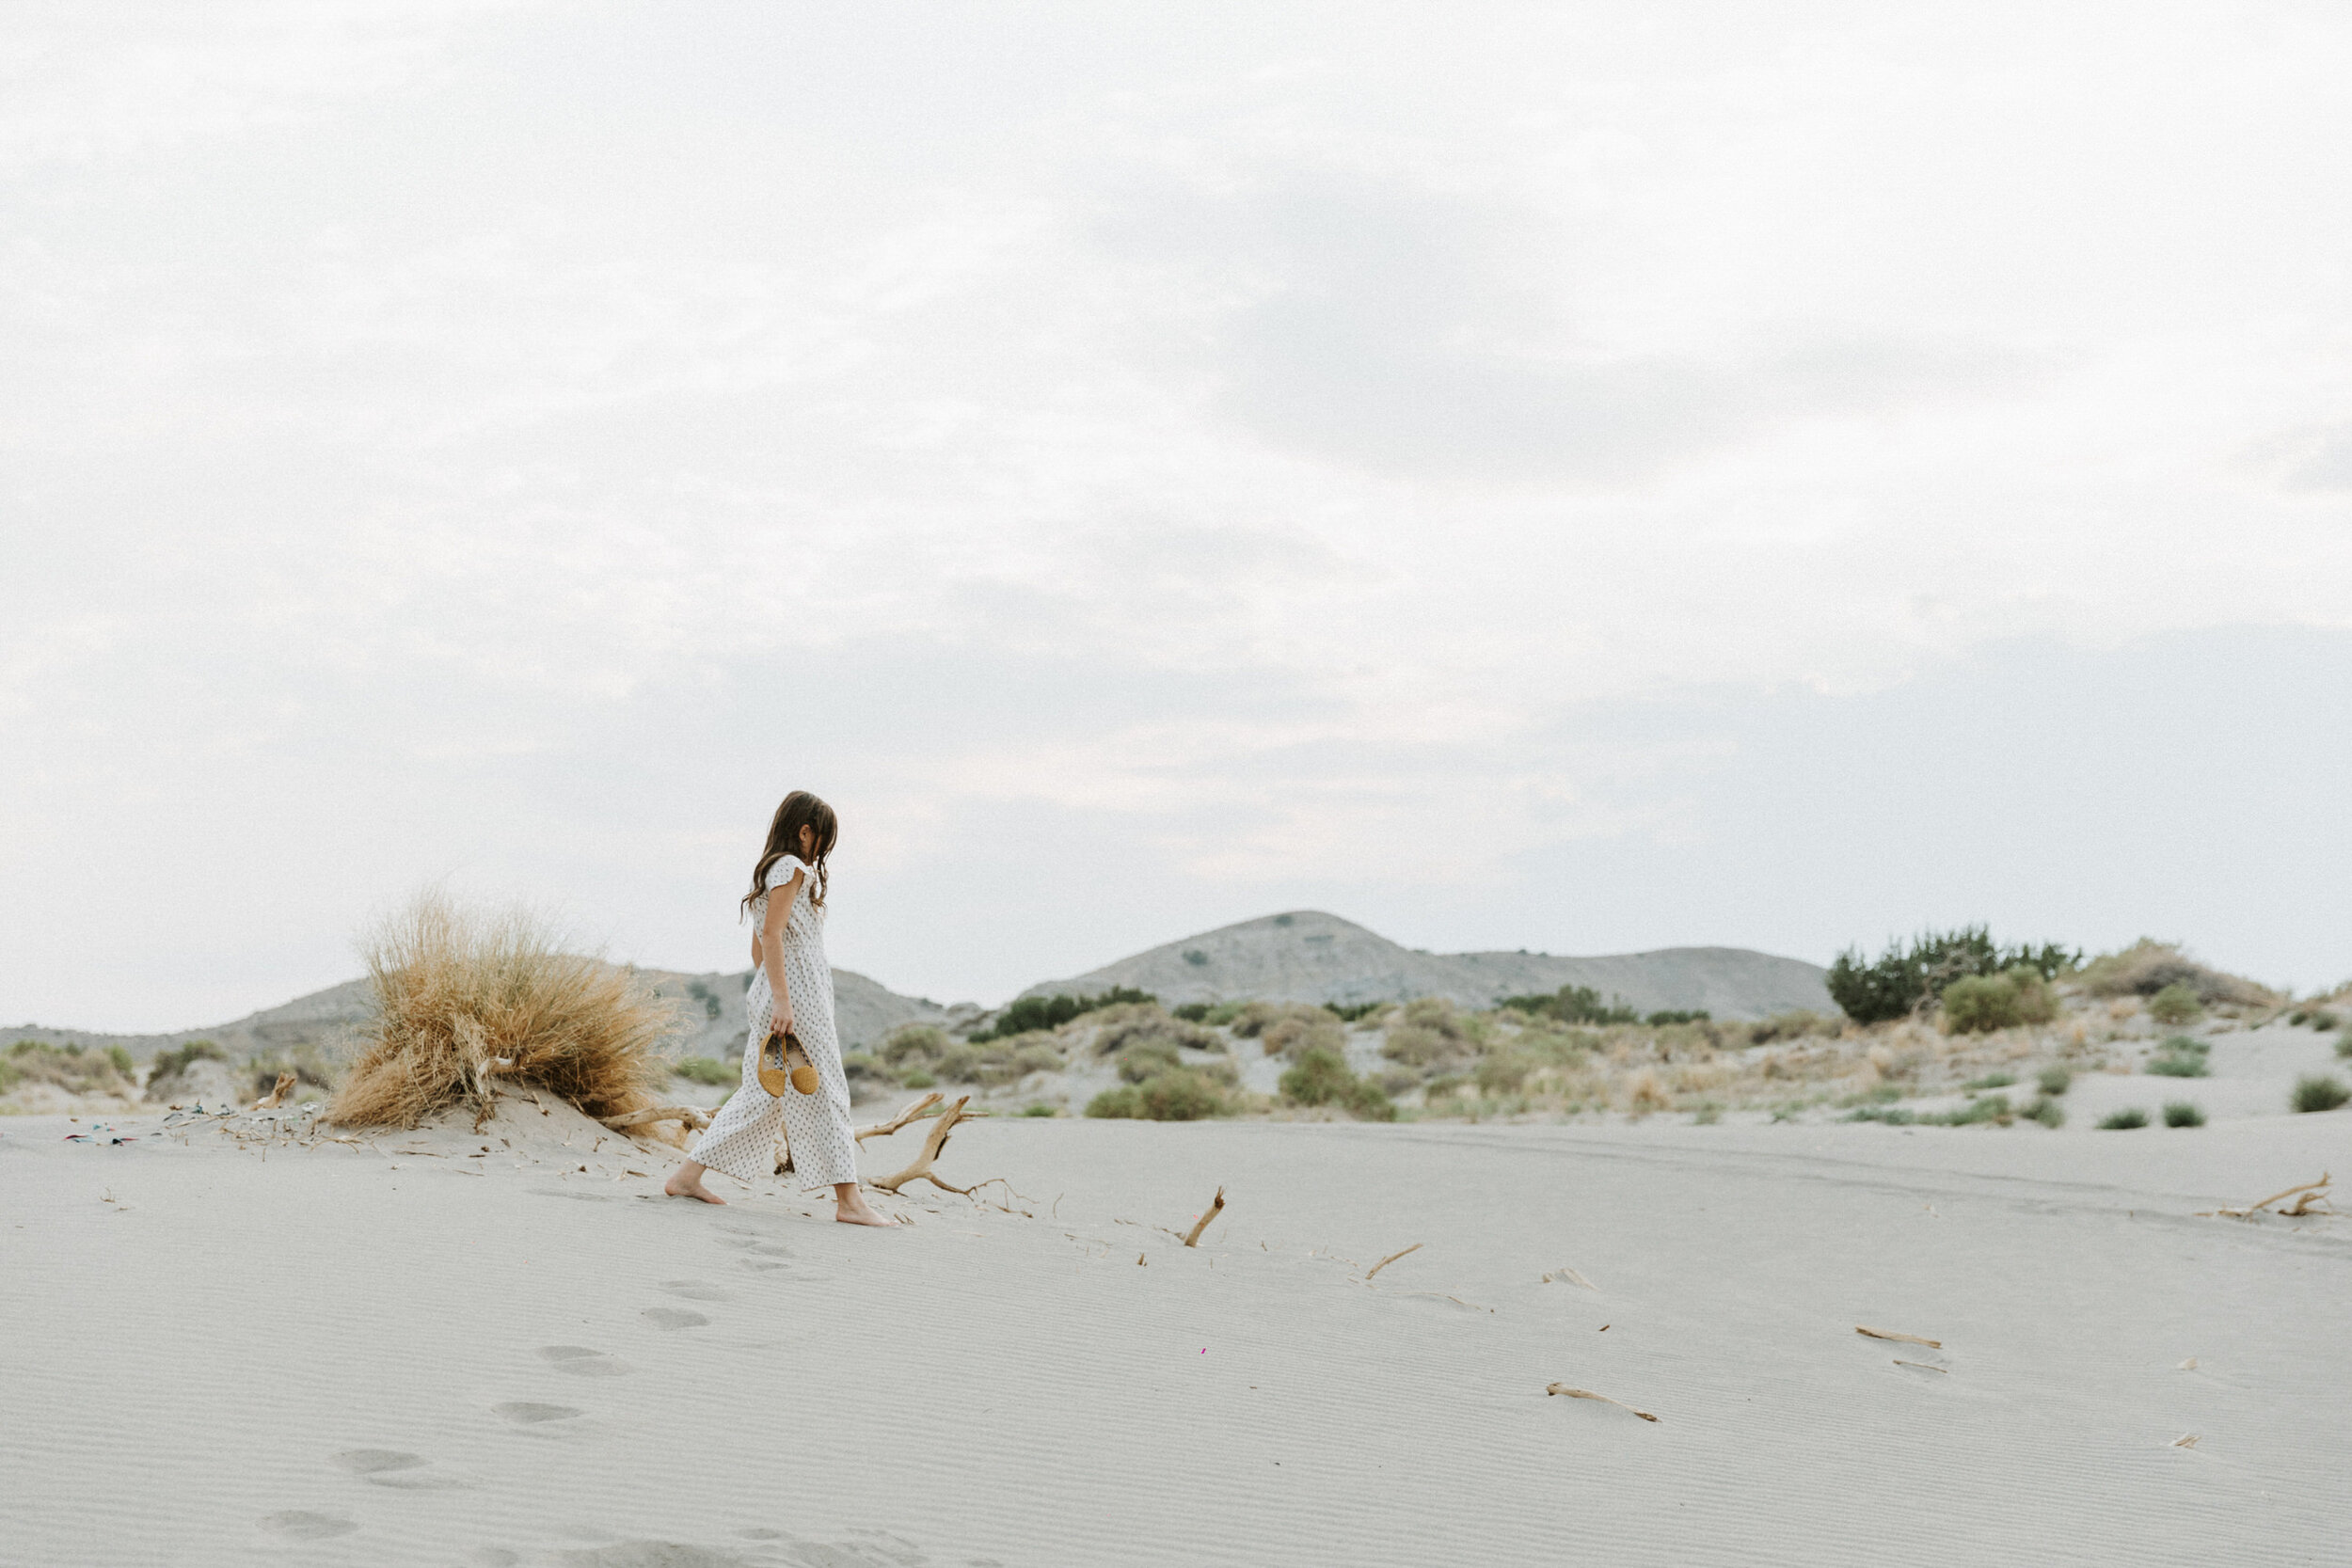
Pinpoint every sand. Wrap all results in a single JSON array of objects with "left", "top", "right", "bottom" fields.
[{"left": 3, "top": 1097, "right": 2345, "bottom": 1566}]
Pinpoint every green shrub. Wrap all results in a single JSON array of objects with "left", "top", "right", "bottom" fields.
[
  {"left": 1748, "top": 1010, "right": 1837, "bottom": 1045},
  {"left": 1093, "top": 1004, "right": 1222, "bottom": 1055},
  {"left": 2148, "top": 984, "right": 2203, "bottom": 1025},
  {"left": 2307, "top": 1009, "right": 2340, "bottom": 1030},
  {"left": 2162, "top": 1101, "right": 2205, "bottom": 1128},
  {"left": 2077, "top": 939, "right": 2270, "bottom": 1006},
  {"left": 2337, "top": 1031, "right": 2352, "bottom": 1061},
  {"left": 1499, "top": 984, "right": 1637, "bottom": 1025},
  {"left": 6, "top": 1039, "right": 137, "bottom": 1097},
  {"left": 1962, "top": 1071, "right": 2017, "bottom": 1091},
  {"left": 1086, "top": 1085, "right": 1143, "bottom": 1118},
  {"left": 1182, "top": 948, "right": 1209, "bottom": 967},
  {"left": 1280, "top": 1047, "right": 1356, "bottom": 1106},
  {"left": 1115, "top": 1040, "right": 1183, "bottom": 1083},
  {"left": 672, "top": 1056, "right": 735, "bottom": 1086},
  {"left": 900, "top": 1069, "right": 937, "bottom": 1089},
  {"left": 2027, "top": 1096, "right": 2064, "bottom": 1128},
  {"left": 1845, "top": 1105, "right": 1915, "bottom": 1124},
  {"left": 841, "top": 1051, "right": 886, "bottom": 1083},
  {"left": 1473, "top": 1050, "right": 1537, "bottom": 1095},
  {"left": 879, "top": 1025, "right": 949, "bottom": 1069},
  {"left": 1828, "top": 928, "right": 2077, "bottom": 1025},
  {"left": 1170, "top": 1003, "right": 1212, "bottom": 1022},
  {"left": 1646, "top": 1008, "right": 1711, "bottom": 1025},
  {"left": 1942, "top": 1094, "right": 2010, "bottom": 1126},
  {"left": 937, "top": 1032, "right": 1063, "bottom": 1086},
  {"left": 972, "top": 987, "right": 1154, "bottom": 1042},
  {"left": 1137, "top": 1069, "right": 1231, "bottom": 1121},
  {"left": 2145, "top": 1037, "right": 2210, "bottom": 1077},
  {"left": 2291, "top": 1074, "right": 2349, "bottom": 1113},
  {"left": 1021, "top": 1102, "right": 1057, "bottom": 1117},
  {"left": 2036, "top": 1066, "right": 2073, "bottom": 1097},
  {"left": 1326, "top": 1001, "right": 1385, "bottom": 1022},
  {"left": 2099, "top": 1107, "right": 2149, "bottom": 1130},
  {"left": 1202, "top": 1001, "right": 1248, "bottom": 1026},
  {"left": 1691, "top": 1101, "right": 1723, "bottom": 1124},
  {"left": 147, "top": 1038, "right": 228, "bottom": 1086}
]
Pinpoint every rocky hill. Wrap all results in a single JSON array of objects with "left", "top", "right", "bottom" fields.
[
  {"left": 5, "top": 966, "right": 961, "bottom": 1062},
  {"left": 1019, "top": 910, "right": 1833, "bottom": 1020}
]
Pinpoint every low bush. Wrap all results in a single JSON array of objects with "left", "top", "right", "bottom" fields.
[
  {"left": 2036, "top": 1066, "right": 2073, "bottom": 1097},
  {"left": 937, "top": 1033, "right": 1062, "bottom": 1087},
  {"left": 1021, "top": 1102, "right": 1057, "bottom": 1117},
  {"left": 1086, "top": 1068, "right": 1234, "bottom": 1121},
  {"left": 3, "top": 1040, "right": 137, "bottom": 1097},
  {"left": 878, "top": 1025, "right": 950, "bottom": 1069},
  {"left": 2147, "top": 983, "right": 2203, "bottom": 1026},
  {"left": 1092, "top": 1004, "right": 1223, "bottom": 1055},
  {"left": 1646, "top": 1008, "right": 1710, "bottom": 1026},
  {"left": 1939, "top": 968, "right": 2059, "bottom": 1035},
  {"left": 672, "top": 1056, "right": 735, "bottom": 1086},
  {"left": 1229, "top": 1001, "right": 1331, "bottom": 1038},
  {"left": 2338, "top": 1032, "right": 2352, "bottom": 1061},
  {"left": 972, "top": 987, "right": 1153, "bottom": 1042},
  {"left": 1279, "top": 1047, "right": 1395, "bottom": 1120},
  {"left": 1962, "top": 1072, "right": 2017, "bottom": 1091},
  {"left": 146, "top": 1038, "right": 227, "bottom": 1086},
  {"left": 1473, "top": 1050, "right": 1538, "bottom": 1096},
  {"left": 2145, "top": 1037, "right": 2210, "bottom": 1078},
  {"left": 1326, "top": 1001, "right": 1386, "bottom": 1022},
  {"left": 2291, "top": 1074, "right": 2349, "bottom": 1114},
  {"left": 1499, "top": 984, "right": 1638, "bottom": 1025},
  {"left": 2077, "top": 939, "right": 2272, "bottom": 1006},
  {"left": 2162, "top": 1101, "right": 2205, "bottom": 1128},
  {"left": 1115, "top": 1040, "right": 1183, "bottom": 1083},
  {"left": 1748, "top": 1010, "right": 1838, "bottom": 1045},
  {"left": 2099, "top": 1107, "right": 2149, "bottom": 1130},
  {"left": 1170, "top": 1003, "right": 1212, "bottom": 1022},
  {"left": 1829, "top": 927, "right": 2078, "bottom": 1025},
  {"left": 2027, "top": 1096, "right": 2064, "bottom": 1128}
]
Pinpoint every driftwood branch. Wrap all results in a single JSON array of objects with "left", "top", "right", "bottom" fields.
[
  {"left": 1365, "top": 1243, "right": 1422, "bottom": 1281},
  {"left": 856, "top": 1093, "right": 944, "bottom": 1142},
  {"left": 1546, "top": 1385, "right": 1660, "bottom": 1421},
  {"left": 1856, "top": 1324, "right": 1942, "bottom": 1348},
  {"left": 1182, "top": 1187, "right": 1226, "bottom": 1247},
  {"left": 602, "top": 1105, "right": 711, "bottom": 1132},
  {"left": 252, "top": 1071, "right": 296, "bottom": 1111},
  {"left": 2201, "top": 1171, "right": 2331, "bottom": 1219},
  {"left": 872, "top": 1096, "right": 975, "bottom": 1194}
]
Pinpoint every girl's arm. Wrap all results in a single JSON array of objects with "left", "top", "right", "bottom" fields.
[{"left": 758, "top": 868, "right": 805, "bottom": 1035}]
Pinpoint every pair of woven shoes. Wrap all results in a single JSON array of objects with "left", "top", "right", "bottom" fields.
[{"left": 757, "top": 1029, "right": 820, "bottom": 1097}]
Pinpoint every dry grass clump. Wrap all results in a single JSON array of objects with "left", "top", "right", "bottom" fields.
[
  {"left": 327, "top": 894, "right": 676, "bottom": 1131},
  {"left": 2077, "top": 940, "right": 2274, "bottom": 1006},
  {"left": 1089, "top": 1003, "right": 1222, "bottom": 1055}
]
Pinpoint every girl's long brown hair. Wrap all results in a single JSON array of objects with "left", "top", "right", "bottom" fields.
[{"left": 743, "top": 790, "right": 838, "bottom": 915}]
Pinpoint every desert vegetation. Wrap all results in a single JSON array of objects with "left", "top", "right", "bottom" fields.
[
  {"left": 1, "top": 1039, "right": 137, "bottom": 1106},
  {"left": 326, "top": 893, "right": 678, "bottom": 1132}
]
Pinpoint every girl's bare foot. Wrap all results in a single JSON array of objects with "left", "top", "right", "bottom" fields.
[
  {"left": 834, "top": 1185, "right": 898, "bottom": 1227},
  {"left": 664, "top": 1161, "right": 726, "bottom": 1205}
]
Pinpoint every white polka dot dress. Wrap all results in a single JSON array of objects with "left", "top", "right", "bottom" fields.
[{"left": 687, "top": 856, "right": 860, "bottom": 1191}]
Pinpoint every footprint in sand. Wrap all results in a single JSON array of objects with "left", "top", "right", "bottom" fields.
[
  {"left": 494, "top": 1402, "right": 584, "bottom": 1425},
  {"left": 714, "top": 1233, "right": 796, "bottom": 1258},
  {"left": 660, "top": 1280, "right": 733, "bottom": 1302},
  {"left": 260, "top": 1511, "right": 357, "bottom": 1540},
  {"left": 331, "top": 1449, "right": 424, "bottom": 1475},
  {"left": 331, "top": 1449, "right": 470, "bottom": 1490},
  {"left": 554, "top": 1544, "right": 753, "bottom": 1568},
  {"left": 643, "top": 1307, "right": 709, "bottom": 1330},
  {"left": 538, "top": 1345, "right": 632, "bottom": 1376}
]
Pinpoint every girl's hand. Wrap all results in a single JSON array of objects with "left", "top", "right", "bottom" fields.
[{"left": 770, "top": 1000, "right": 795, "bottom": 1038}]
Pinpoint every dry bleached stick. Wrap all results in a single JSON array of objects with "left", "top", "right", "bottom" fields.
[
  {"left": 1365, "top": 1243, "right": 1422, "bottom": 1281},
  {"left": 1546, "top": 1385, "right": 1660, "bottom": 1422},
  {"left": 252, "top": 1071, "right": 296, "bottom": 1111},
  {"left": 1541, "top": 1266, "right": 1598, "bottom": 1291},
  {"left": 856, "top": 1092, "right": 944, "bottom": 1142},
  {"left": 601, "top": 1105, "right": 711, "bottom": 1132},
  {"left": 1856, "top": 1325, "right": 1942, "bottom": 1349},
  {"left": 2201, "top": 1171, "right": 2331, "bottom": 1219},
  {"left": 1183, "top": 1187, "right": 1226, "bottom": 1247}
]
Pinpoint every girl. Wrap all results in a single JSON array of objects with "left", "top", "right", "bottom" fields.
[{"left": 664, "top": 791, "right": 896, "bottom": 1226}]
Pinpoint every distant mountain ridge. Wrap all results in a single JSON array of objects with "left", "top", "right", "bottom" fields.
[
  {"left": 12, "top": 911, "right": 1833, "bottom": 1056},
  {"left": 1021, "top": 910, "right": 1833, "bottom": 1021}
]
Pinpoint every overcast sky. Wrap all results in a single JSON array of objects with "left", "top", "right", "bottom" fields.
[{"left": 8, "top": 1, "right": 2352, "bottom": 1031}]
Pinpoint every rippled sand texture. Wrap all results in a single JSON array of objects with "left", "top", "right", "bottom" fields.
[{"left": 2, "top": 1106, "right": 2344, "bottom": 1566}]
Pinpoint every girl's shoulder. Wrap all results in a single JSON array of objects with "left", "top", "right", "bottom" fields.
[{"left": 758, "top": 855, "right": 816, "bottom": 895}]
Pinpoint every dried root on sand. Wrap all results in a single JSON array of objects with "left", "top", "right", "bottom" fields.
[
  {"left": 326, "top": 892, "right": 679, "bottom": 1135},
  {"left": 1545, "top": 1385, "right": 1660, "bottom": 1421},
  {"left": 2201, "top": 1172, "right": 2331, "bottom": 1219}
]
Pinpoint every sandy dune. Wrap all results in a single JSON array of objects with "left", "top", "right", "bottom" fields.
[{"left": 3, "top": 1102, "right": 2344, "bottom": 1566}]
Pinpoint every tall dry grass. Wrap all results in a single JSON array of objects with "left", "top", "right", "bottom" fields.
[{"left": 328, "top": 893, "right": 677, "bottom": 1131}]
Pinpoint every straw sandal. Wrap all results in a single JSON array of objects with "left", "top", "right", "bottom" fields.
[{"left": 757, "top": 1028, "right": 820, "bottom": 1098}]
